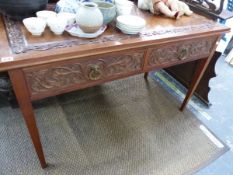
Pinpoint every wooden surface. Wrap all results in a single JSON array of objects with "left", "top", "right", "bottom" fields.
[
  {"left": 0, "top": 7, "right": 229, "bottom": 168},
  {"left": 0, "top": 9, "right": 228, "bottom": 71}
]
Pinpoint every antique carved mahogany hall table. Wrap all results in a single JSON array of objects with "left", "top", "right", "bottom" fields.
[{"left": 0, "top": 7, "right": 229, "bottom": 168}]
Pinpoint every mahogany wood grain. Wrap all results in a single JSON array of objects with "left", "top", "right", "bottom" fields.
[
  {"left": 23, "top": 49, "right": 145, "bottom": 100},
  {"left": 9, "top": 69, "right": 47, "bottom": 168}
]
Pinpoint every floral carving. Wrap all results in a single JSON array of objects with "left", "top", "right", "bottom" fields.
[
  {"left": 3, "top": 16, "right": 26, "bottom": 54},
  {"left": 148, "top": 37, "right": 217, "bottom": 66},
  {"left": 24, "top": 51, "right": 144, "bottom": 95},
  {"left": 3, "top": 15, "right": 216, "bottom": 54}
]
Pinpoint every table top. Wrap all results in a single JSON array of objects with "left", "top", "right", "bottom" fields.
[{"left": 0, "top": 7, "right": 229, "bottom": 72}]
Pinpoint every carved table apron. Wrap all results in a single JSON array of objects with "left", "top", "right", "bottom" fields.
[{"left": 0, "top": 9, "right": 229, "bottom": 168}]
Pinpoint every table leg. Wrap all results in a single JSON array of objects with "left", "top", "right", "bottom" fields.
[
  {"left": 180, "top": 37, "right": 220, "bottom": 111},
  {"left": 9, "top": 69, "right": 47, "bottom": 168},
  {"left": 144, "top": 72, "right": 148, "bottom": 79}
]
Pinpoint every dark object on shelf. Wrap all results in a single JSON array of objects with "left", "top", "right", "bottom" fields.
[
  {"left": 0, "top": 72, "right": 18, "bottom": 108},
  {"left": 182, "top": 0, "right": 233, "bottom": 20},
  {"left": 0, "top": 72, "right": 11, "bottom": 92},
  {"left": 0, "top": 72, "right": 13, "bottom": 107},
  {"left": 0, "top": 0, "right": 48, "bottom": 20},
  {"left": 224, "top": 35, "right": 233, "bottom": 56},
  {"left": 165, "top": 51, "right": 221, "bottom": 106}
]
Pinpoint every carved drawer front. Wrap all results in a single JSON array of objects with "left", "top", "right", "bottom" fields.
[
  {"left": 147, "top": 37, "right": 217, "bottom": 68},
  {"left": 24, "top": 50, "right": 144, "bottom": 98}
]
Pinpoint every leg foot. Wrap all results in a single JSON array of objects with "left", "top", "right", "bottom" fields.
[{"left": 144, "top": 72, "right": 148, "bottom": 79}]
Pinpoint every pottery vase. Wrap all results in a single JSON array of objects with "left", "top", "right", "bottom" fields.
[{"left": 76, "top": 2, "right": 103, "bottom": 33}]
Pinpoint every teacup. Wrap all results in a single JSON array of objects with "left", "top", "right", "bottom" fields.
[
  {"left": 47, "top": 16, "right": 67, "bottom": 35},
  {"left": 23, "top": 17, "right": 46, "bottom": 36},
  {"left": 36, "top": 10, "right": 57, "bottom": 22},
  {"left": 114, "top": 0, "right": 134, "bottom": 16},
  {"left": 116, "top": 6, "right": 133, "bottom": 15},
  {"left": 57, "top": 12, "right": 76, "bottom": 26},
  {"left": 115, "top": 0, "right": 134, "bottom": 7}
]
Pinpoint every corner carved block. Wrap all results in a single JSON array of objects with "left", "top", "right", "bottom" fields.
[
  {"left": 24, "top": 51, "right": 144, "bottom": 97},
  {"left": 148, "top": 37, "right": 217, "bottom": 67}
]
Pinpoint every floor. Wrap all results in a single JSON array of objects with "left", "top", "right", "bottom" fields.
[
  {"left": 193, "top": 56, "right": 233, "bottom": 175},
  {"left": 152, "top": 55, "right": 233, "bottom": 175}
]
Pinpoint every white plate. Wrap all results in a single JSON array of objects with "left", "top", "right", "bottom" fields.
[
  {"left": 116, "top": 15, "right": 146, "bottom": 28},
  {"left": 116, "top": 24, "right": 142, "bottom": 32},
  {"left": 66, "top": 24, "right": 107, "bottom": 38},
  {"left": 116, "top": 25, "right": 140, "bottom": 35},
  {"left": 116, "top": 23, "right": 144, "bottom": 30}
]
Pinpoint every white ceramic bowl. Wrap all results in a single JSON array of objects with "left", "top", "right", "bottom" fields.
[
  {"left": 36, "top": 10, "right": 57, "bottom": 21},
  {"left": 95, "top": 1, "right": 116, "bottom": 25},
  {"left": 116, "top": 24, "right": 143, "bottom": 34},
  {"left": 23, "top": 17, "right": 46, "bottom": 36},
  {"left": 47, "top": 16, "right": 67, "bottom": 35},
  {"left": 116, "top": 25, "right": 143, "bottom": 32},
  {"left": 115, "top": 0, "right": 134, "bottom": 7},
  {"left": 116, "top": 7, "right": 132, "bottom": 15},
  {"left": 57, "top": 12, "right": 76, "bottom": 25},
  {"left": 116, "top": 15, "right": 146, "bottom": 28},
  {"left": 117, "top": 22, "right": 144, "bottom": 30}
]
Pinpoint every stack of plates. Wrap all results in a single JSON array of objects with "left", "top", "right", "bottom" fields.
[{"left": 116, "top": 15, "right": 146, "bottom": 35}]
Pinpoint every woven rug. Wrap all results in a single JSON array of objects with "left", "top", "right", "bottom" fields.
[{"left": 0, "top": 75, "right": 228, "bottom": 175}]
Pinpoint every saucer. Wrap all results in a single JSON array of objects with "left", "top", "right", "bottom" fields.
[{"left": 66, "top": 24, "right": 107, "bottom": 38}]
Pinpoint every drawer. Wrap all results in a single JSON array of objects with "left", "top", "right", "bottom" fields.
[
  {"left": 23, "top": 50, "right": 145, "bottom": 99},
  {"left": 147, "top": 37, "right": 217, "bottom": 69}
]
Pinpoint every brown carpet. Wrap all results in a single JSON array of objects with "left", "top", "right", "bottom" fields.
[{"left": 0, "top": 75, "right": 228, "bottom": 175}]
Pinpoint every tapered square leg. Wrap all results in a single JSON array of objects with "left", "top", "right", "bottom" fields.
[
  {"left": 180, "top": 37, "right": 220, "bottom": 111},
  {"left": 9, "top": 69, "right": 47, "bottom": 168}
]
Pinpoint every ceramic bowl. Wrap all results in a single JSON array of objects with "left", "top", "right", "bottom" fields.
[
  {"left": 115, "top": 0, "right": 134, "bottom": 16},
  {"left": 116, "top": 15, "right": 146, "bottom": 28},
  {"left": 116, "top": 24, "right": 143, "bottom": 34},
  {"left": 116, "top": 6, "right": 132, "bottom": 15},
  {"left": 95, "top": 1, "right": 116, "bottom": 25},
  {"left": 47, "top": 16, "right": 67, "bottom": 35},
  {"left": 115, "top": 0, "right": 133, "bottom": 7},
  {"left": 36, "top": 10, "right": 57, "bottom": 21},
  {"left": 57, "top": 12, "right": 76, "bottom": 26},
  {"left": 23, "top": 17, "right": 46, "bottom": 36}
]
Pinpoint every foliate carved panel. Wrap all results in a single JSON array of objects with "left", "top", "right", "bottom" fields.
[
  {"left": 148, "top": 37, "right": 217, "bottom": 67},
  {"left": 3, "top": 14, "right": 216, "bottom": 54},
  {"left": 24, "top": 51, "right": 144, "bottom": 96}
]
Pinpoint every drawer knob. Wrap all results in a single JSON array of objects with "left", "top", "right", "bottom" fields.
[
  {"left": 88, "top": 65, "right": 102, "bottom": 81},
  {"left": 178, "top": 48, "right": 188, "bottom": 60}
]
